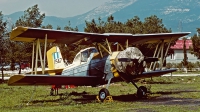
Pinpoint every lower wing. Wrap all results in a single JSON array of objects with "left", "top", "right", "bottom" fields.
[
  {"left": 132, "top": 68, "right": 177, "bottom": 81},
  {"left": 8, "top": 69, "right": 176, "bottom": 86},
  {"left": 8, "top": 75, "right": 103, "bottom": 86},
  {"left": 26, "top": 69, "right": 63, "bottom": 75}
]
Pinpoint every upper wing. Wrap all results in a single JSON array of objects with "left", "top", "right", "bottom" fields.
[
  {"left": 10, "top": 26, "right": 190, "bottom": 45},
  {"left": 10, "top": 26, "right": 98, "bottom": 44}
]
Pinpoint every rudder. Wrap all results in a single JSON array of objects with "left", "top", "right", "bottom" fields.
[{"left": 47, "top": 46, "right": 65, "bottom": 70}]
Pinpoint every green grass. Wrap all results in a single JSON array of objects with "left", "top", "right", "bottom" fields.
[{"left": 1, "top": 76, "right": 200, "bottom": 112}]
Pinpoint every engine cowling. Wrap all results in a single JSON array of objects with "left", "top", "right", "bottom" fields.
[{"left": 114, "top": 47, "right": 146, "bottom": 75}]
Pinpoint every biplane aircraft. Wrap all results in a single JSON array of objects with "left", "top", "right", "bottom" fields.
[{"left": 8, "top": 26, "right": 190, "bottom": 102}]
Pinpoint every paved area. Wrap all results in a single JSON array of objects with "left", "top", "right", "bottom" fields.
[{"left": 162, "top": 73, "right": 200, "bottom": 76}]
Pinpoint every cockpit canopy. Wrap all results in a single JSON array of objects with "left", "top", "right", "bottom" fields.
[{"left": 73, "top": 47, "right": 98, "bottom": 64}]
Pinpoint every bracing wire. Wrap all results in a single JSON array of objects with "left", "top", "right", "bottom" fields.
[{"left": 26, "top": 86, "right": 37, "bottom": 105}]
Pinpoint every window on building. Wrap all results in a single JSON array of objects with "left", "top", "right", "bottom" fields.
[{"left": 170, "top": 53, "right": 175, "bottom": 60}]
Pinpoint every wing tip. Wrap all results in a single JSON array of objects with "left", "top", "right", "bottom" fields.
[{"left": 7, "top": 74, "right": 25, "bottom": 86}]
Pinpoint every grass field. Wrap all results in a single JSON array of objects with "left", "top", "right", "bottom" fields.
[{"left": 1, "top": 76, "right": 200, "bottom": 112}]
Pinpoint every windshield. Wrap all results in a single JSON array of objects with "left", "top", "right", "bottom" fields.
[
  {"left": 72, "top": 47, "right": 98, "bottom": 64},
  {"left": 73, "top": 53, "right": 81, "bottom": 64}
]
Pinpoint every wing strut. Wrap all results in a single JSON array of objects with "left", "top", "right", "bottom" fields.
[
  {"left": 149, "top": 37, "right": 172, "bottom": 70},
  {"left": 96, "top": 38, "right": 113, "bottom": 57},
  {"left": 150, "top": 41, "right": 163, "bottom": 70},
  {"left": 116, "top": 43, "right": 124, "bottom": 51},
  {"left": 31, "top": 34, "right": 48, "bottom": 75},
  {"left": 31, "top": 42, "right": 35, "bottom": 74},
  {"left": 162, "top": 37, "right": 172, "bottom": 66},
  {"left": 34, "top": 39, "right": 39, "bottom": 74},
  {"left": 97, "top": 43, "right": 112, "bottom": 55},
  {"left": 43, "top": 34, "right": 47, "bottom": 74},
  {"left": 149, "top": 41, "right": 160, "bottom": 70},
  {"left": 96, "top": 38, "right": 128, "bottom": 57},
  {"left": 105, "top": 38, "right": 112, "bottom": 53},
  {"left": 160, "top": 39, "right": 164, "bottom": 69},
  {"left": 126, "top": 39, "right": 128, "bottom": 48}
]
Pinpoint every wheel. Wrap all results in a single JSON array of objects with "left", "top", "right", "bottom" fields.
[
  {"left": 137, "top": 86, "right": 147, "bottom": 98},
  {"left": 98, "top": 88, "right": 110, "bottom": 102}
]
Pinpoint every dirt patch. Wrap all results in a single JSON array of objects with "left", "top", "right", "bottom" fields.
[
  {"left": 140, "top": 94, "right": 200, "bottom": 106},
  {"left": 128, "top": 108, "right": 156, "bottom": 112}
]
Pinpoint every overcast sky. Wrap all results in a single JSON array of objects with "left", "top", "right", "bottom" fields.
[{"left": 0, "top": 0, "right": 109, "bottom": 18}]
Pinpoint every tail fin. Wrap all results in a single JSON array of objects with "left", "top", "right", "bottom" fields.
[{"left": 47, "top": 46, "right": 65, "bottom": 70}]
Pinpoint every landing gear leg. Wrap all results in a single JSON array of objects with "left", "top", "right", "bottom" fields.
[
  {"left": 50, "top": 85, "right": 59, "bottom": 96},
  {"left": 131, "top": 80, "right": 147, "bottom": 98},
  {"left": 50, "top": 88, "right": 54, "bottom": 96},
  {"left": 97, "top": 78, "right": 113, "bottom": 102}
]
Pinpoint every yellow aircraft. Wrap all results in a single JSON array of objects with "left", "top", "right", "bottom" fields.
[{"left": 8, "top": 26, "right": 190, "bottom": 102}]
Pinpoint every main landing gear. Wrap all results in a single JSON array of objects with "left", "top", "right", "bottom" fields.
[
  {"left": 137, "top": 86, "right": 148, "bottom": 98},
  {"left": 131, "top": 80, "right": 148, "bottom": 98},
  {"left": 96, "top": 78, "right": 113, "bottom": 102},
  {"left": 96, "top": 79, "right": 148, "bottom": 102},
  {"left": 97, "top": 82, "right": 148, "bottom": 102},
  {"left": 98, "top": 88, "right": 110, "bottom": 101},
  {"left": 97, "top": 88, "right": 113, "bottom": 102}
]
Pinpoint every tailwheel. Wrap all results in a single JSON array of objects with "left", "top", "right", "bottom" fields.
[
  {"left": 50, "top": 88, "right": 54, "bottom": 96},
  {"left": 98, "top": 88, "right": 110, "bottom": 102},
  {"left": 137, "top": 86, "right": 147, "bottom": 98}
]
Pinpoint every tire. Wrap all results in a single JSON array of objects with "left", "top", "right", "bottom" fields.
[
  {"left": 98, "top": 88, "right": 110, "bottom": 102},
  {"left": 137, "top": 86, "right": 147, "bottom": 98}
]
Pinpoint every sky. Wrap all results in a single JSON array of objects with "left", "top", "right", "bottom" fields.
[{"left": 0, "top": 0, "right": 109, "bottom": 18}]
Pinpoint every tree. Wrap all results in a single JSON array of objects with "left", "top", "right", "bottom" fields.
[
  {"left": 190, "top": 29, "right": 200, "bottom": 59},
  {"left": 56, "top": 26, "right": 61, "bottom": 30},
  {"left": 15, "top": 4, "right": 45, "bottom": 27},
  {"left": 84, "top": 15, "right": 172, "bottom": 57},
  {"left": 182, "top": 37, "right": 188, "bottom": 73},
  {"left": 0, "top": 11, "right": 7, "bottom": 82},
  {"left": 41, "top": 24, "right": 53, "bottom": 29},
  {"left": 0, "top": 11, "right": 7, "bottom": 59},
  {"left": 197, "top": 28, "right": 200, "bottom": 34},
  {"left": 64, "top": 21, "right": 78, "bottom": 31},
  {"left": 142, "top": 15, "right": 171, "bottom": 33},
  {"left": 62, "top": 21, "right": 80, "bottom": 62},
  {"left": 4, "top": 39, "right": 24, "bottom": 69},
  {"left": 4, "top": 4, "right": 46, "bottom": 73}
]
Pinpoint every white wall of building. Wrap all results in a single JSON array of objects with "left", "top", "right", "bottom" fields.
[{"left": 166, "top": 49, "right": 199, "bottom": 63}]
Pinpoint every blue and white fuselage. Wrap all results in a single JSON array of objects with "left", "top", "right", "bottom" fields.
[{"left": 61, "top": 47, "right": 114, "bottom": 81}]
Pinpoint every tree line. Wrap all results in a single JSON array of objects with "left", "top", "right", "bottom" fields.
[{"left": 0, "top": 4, "right": 199, "bottom": 71}]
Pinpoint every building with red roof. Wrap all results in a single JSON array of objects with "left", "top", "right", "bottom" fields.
[
  {"left": 166, "top": 39, "right": 199, "bottom": 63},
  {"left": 170, "top": 40, "right": 192, "bottom": 49}
]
